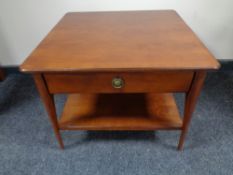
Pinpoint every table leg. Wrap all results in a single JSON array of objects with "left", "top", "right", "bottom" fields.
[
  {"left": 0, "top": 68, "right": 5, "bottom": 81},
  {"left": 178, "top": 71, "right": 206, "bottom": 150},
  {"left": 33, "top": 74, "right": 64, "bottom": 149}
]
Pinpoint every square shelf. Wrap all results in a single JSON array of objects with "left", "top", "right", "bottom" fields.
[{"left": 58, "top": 93, "right": 182, "bottom": 130}]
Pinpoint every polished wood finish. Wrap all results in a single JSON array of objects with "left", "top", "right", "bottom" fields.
[
  {"left": 33, "top": 74, "right": 64, "bottom": 149},
  {"left": 59, "top": 93, "right": 182, "bottom": 130},
  {"left": 20, "top": 10, "right": 220, "bottom": 150},
  {"left": 20, "top": 11, "right": 220, "bottom": 73},
  {"left": 178, "top": 71, "right": 207, "bottom": 150},
  {"left": 44, "top": 71, "right": 194, "bottom": 94}
]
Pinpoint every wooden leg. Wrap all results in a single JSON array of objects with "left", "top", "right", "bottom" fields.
[
  {"left": 0, "top": 68, "right": 5, "bottom": 81},
  {"left": 33, "top": 74, "right": 64, "bottom": 149},
  {"left": 178, "top": 71, "right": 207, "bottom": 150}
]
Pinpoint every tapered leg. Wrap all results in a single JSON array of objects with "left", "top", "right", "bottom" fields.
[
  {"left": 33, "top": 74, "right": 64, "bottom": 149},
  {"left": 178, "top": 71, "right": 206, "bottom": 150}
]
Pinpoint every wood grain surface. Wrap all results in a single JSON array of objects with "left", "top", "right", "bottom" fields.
[
  {"left": 59, "top": 93, "right": 182, "bottom": 130},
  {"left": 44, "top": 71, "right": 194, "bottom": 93},
  {"left": 20, "top": 10, "right": 220, "bottom": 72}
]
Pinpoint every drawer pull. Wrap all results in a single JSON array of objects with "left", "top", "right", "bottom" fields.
[{"left": 112, "top": 77, "right": 124, "bottom": 89}]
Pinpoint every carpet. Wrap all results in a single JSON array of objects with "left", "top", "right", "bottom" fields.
[{"left": 0, "top": 72, "right": 233, "bottom": 175}]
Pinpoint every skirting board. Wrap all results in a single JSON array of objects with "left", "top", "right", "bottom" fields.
[{"left": 1, "top": 59, "right": 233, "bottom": 76}]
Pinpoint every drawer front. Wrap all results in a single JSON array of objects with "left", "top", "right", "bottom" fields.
[{"left": 44, "top": 71, "right": 194, "bottom": 93}]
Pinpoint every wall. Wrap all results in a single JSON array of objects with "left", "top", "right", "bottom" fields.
[{"left": 0, "top": 0, "right": 232, "bottom": 65}]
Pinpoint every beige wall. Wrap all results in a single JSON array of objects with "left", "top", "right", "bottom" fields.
[{"left": 0, "top": 0, "right": 232, "bottom": 65}]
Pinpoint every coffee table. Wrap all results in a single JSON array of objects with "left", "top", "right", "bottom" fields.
[{"left": 20, "top": 10, "right": 220, "bottom": 150}]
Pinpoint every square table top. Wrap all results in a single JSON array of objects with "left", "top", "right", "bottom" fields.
[{"left": 20, "top": 10, "right": 220, "bottom": 73}]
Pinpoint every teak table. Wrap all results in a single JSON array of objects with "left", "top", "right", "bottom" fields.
[{"left": 20, "top": 10, "right": 220, "bottom": 150}]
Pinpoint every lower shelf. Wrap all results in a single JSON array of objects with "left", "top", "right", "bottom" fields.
[{"left": 58, "top": 93, "right": 182, "bottom": 130}]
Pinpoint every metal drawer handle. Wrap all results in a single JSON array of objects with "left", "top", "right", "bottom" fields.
[{"left": 112, "top": 77, "right": 124, "bottom": 89}]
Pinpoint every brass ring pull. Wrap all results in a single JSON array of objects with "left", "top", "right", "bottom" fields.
[{"left": 112, "top": 77, "right": 124, "bottom": 89}]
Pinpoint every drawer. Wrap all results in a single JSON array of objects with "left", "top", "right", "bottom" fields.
[{"left": 44, "top": 71, "right": 194, "bottom": 93}]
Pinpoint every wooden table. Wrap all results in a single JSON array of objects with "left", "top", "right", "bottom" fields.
[{"left": 20, "top": 10, "right": 220, "bottom": 150}]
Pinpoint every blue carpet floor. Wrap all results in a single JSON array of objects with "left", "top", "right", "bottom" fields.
[{"left": 0, "top": 72, "right": 233, "bottom": 175}]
